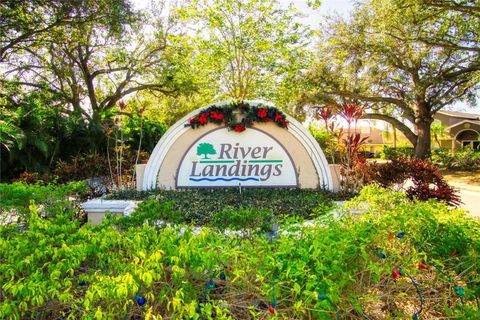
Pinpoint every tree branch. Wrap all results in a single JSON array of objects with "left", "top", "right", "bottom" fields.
[
  {"left": 324, "top": 90, "right": 411, "bottom": 110},
  {"left": 361, "top": 113, "right": 417, "bottom": 146}
]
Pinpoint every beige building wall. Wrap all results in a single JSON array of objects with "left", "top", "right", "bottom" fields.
[
  {"left": 449, "top": 123, "right": 480, "bottom": 137},
  {"left": 155, "top": 122, "right": 321, "bottom": 189}
]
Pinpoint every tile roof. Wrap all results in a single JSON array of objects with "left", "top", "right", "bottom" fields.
[{"left": 437, "top": 110, "right": 480, "bottom": 120}]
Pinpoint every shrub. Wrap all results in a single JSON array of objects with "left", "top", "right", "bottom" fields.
[
  {"left": 371, "top": 158, "right": 461, "bottom": 206},
  {"left": 0, "top": 181, "right": 89, "bottom": 223},
  {"left": 123, "top": 114, "right": 168, "bottom": 153},
  {"left": 0, "top": 187, "right": 478, "bottom": 319},
  {"left": 381, "top": 145, "right": 415, "bottom": 160},
  {"left": 107, "top": 200, "right": 182, "bottom": 229},
  {"left": 14, "top": 171, "right": 53, "bottom": 184},
  {"left": 308, "top": 125, "right": 342, "bottom": 163},
  {"left": 53, "top": 150, "right": 149, "bottom": 186},
  {"left": 211, "top": 207, "right": 273, "bottom": 231},
  {"left": 107, "top": 188, "right": 337, "bottom": 223},
  {"left": 431, "top": 147, "right": 480, "bottom": 170}
]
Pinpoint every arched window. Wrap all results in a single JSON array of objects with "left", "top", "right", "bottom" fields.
[{"left": 456, "top": 129, "right": 480, "bottom": 150}]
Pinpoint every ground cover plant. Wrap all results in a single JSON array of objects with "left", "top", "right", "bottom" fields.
[
  {"left": 1, "top": 186, "right": 479, "bottom": 319},
  {"left": 107, "top": 188, "right": 339, "bottom": 225}
]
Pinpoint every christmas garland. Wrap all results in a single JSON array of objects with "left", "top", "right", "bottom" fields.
[{"left": 185, "top": 102, "right": 288, "bottom": 132}]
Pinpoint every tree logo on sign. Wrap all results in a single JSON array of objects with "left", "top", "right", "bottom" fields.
[{"left": 197, "top": 143, "right": 216, "bottom": 159}]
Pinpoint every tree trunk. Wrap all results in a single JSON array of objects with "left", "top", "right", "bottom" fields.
[
  {"left": 393, "top": 126, "right": 397, "bottom": 148},
  {"left": 414, "top": 117, "right": 433, "bottom": 159}
]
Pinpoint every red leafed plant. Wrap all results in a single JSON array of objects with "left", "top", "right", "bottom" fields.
[
  {"left": 339, "top": 103, "right": 364, "bottom": 126},
  {"left": 371, "top": 158, "right": 461, "bottom": 206},
  {"left": 314, "top": 103, "right": 372, "bottom": 194},
  {"left": 316, "top": 106, "right": 335, "bottom": 128},
  {"left": 337, "top": 103, "right": 371, "bottom": 194}
]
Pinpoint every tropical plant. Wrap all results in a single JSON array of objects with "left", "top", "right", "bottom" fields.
[
  {"left": 371, "top": 158, "right": 461, "bottom": 206},
  {"left": 315, "top": 103, "right": 372, "bottom": 194}
]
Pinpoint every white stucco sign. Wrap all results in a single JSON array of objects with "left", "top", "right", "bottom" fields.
[
  {"left": 141, "top": 101, "right": 333, "bottom": 190},
  {"left": 176, "top": 128, "right": 298, "bottom": 187}
]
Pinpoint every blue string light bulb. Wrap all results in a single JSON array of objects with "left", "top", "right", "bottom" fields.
[
  {"left": 208, "top": 279, "right": 215, "bottom": 290},
  {"left": 318, "top": 288, "right": 327, "bottom": 301},
  {"left": 220, "top": 272, "right": 226, "bottom": 281},
  {"left": 378, "top": 252, "right": 387, "bottom": 259},
  {"left": 135, "top": 295, "right": 147, "bottom": 306},
  {"left": 397, "top": 232, "right": 405, "bottom": 239},
  {"left": 455, "top": 285, "right": 465, "bottom": 297}
]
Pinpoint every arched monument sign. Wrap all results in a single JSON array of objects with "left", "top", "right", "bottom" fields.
[{"left": 140, "top": 101, "right": 333, "bottom": 190}]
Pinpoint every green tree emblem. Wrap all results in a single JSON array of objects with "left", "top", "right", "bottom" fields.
[{"left": 197, "top": 143, "right": 216, "bottom": 159}]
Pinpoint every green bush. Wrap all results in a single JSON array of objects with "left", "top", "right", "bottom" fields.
[
  {"left": 210, "top": 207, "right": 273, "bottom": 231},
  {"left": 1, "top": 186, "right": 478, "bottom": 319},
  {"left": 308, "top": 125, "right": 342, "bottom": 163},
  {"left": 108, "top": 200, "right": 183, "bottom": 229},
  {"left": 0, "top": 181, "right": 88, "bottom": 222},
  {"left": 431, "top": 147, "right": 480, "bottom": 170},
  {"left": 107, "top": 188, "right": 338, "bottom": 223},
  {"left": 381, "top": 145, "right": 415, "bottom": 160}
]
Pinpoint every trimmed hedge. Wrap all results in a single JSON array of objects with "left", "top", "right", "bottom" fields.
[
  {"left": 381, "top": 145, "right": 415, "bottom": 160},
  {"left": 107, "top": 188, "right": 340, "bottom": 224}
]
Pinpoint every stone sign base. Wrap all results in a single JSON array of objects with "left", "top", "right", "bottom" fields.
[{"left": 81, "top": 199, "right": 139, "bottom": 226}]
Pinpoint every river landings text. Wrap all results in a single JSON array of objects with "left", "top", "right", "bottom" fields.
[{"left": 190, "top": 143, "right": 284, "bottom": 181}]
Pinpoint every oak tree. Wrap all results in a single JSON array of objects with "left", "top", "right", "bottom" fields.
[{"left": 304, "top": 0, "right": 480, "bottom": 158}]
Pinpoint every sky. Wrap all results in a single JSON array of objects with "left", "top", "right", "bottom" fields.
[{"left": 292, "top": 0, "right": 353, "bottom": 24}]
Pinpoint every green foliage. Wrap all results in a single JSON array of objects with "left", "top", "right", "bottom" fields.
[
  {"left": 210, "top": 207, "right": 272, "bottom": 231},
  {"left": 432, "top": 147, "right": 480, "bottom": 170},
  {"left": 0, "top": 92, "right": 162, "bottom": 182},
  {"left": 107, "top": 188, "right": 337, "bottom": 224},
  {"left": 0, "top": 87, "right": 111, "bottom": 180},
  {"left": 0, "top": 0, "right": 133, "bottom": 62},
  {"left": 177, "top": 0, "right": 312, "bottom": 106},
  {"left": 108, "top": 201, "right": 182, "bottom": 229},
  {"left": 307, "top": 125, "right": 341, "bottom": 163},
  {"left": 0, "top": 181, "right": 88, "bottom": 222},
  {"left": 304, "top": 0, "right": 480, "bottom": 158},
  {"left": 1, "top": 186, "right": 479, "bottom": 318},
  {"left": 381, "top": 146, "right": 415, "bottom": 160},
  {"left": 122, "top": 113, "right": 168, "bottom": 154},
  {"left": 0, "top": 181, "right": 88, "bottom": 210}
]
